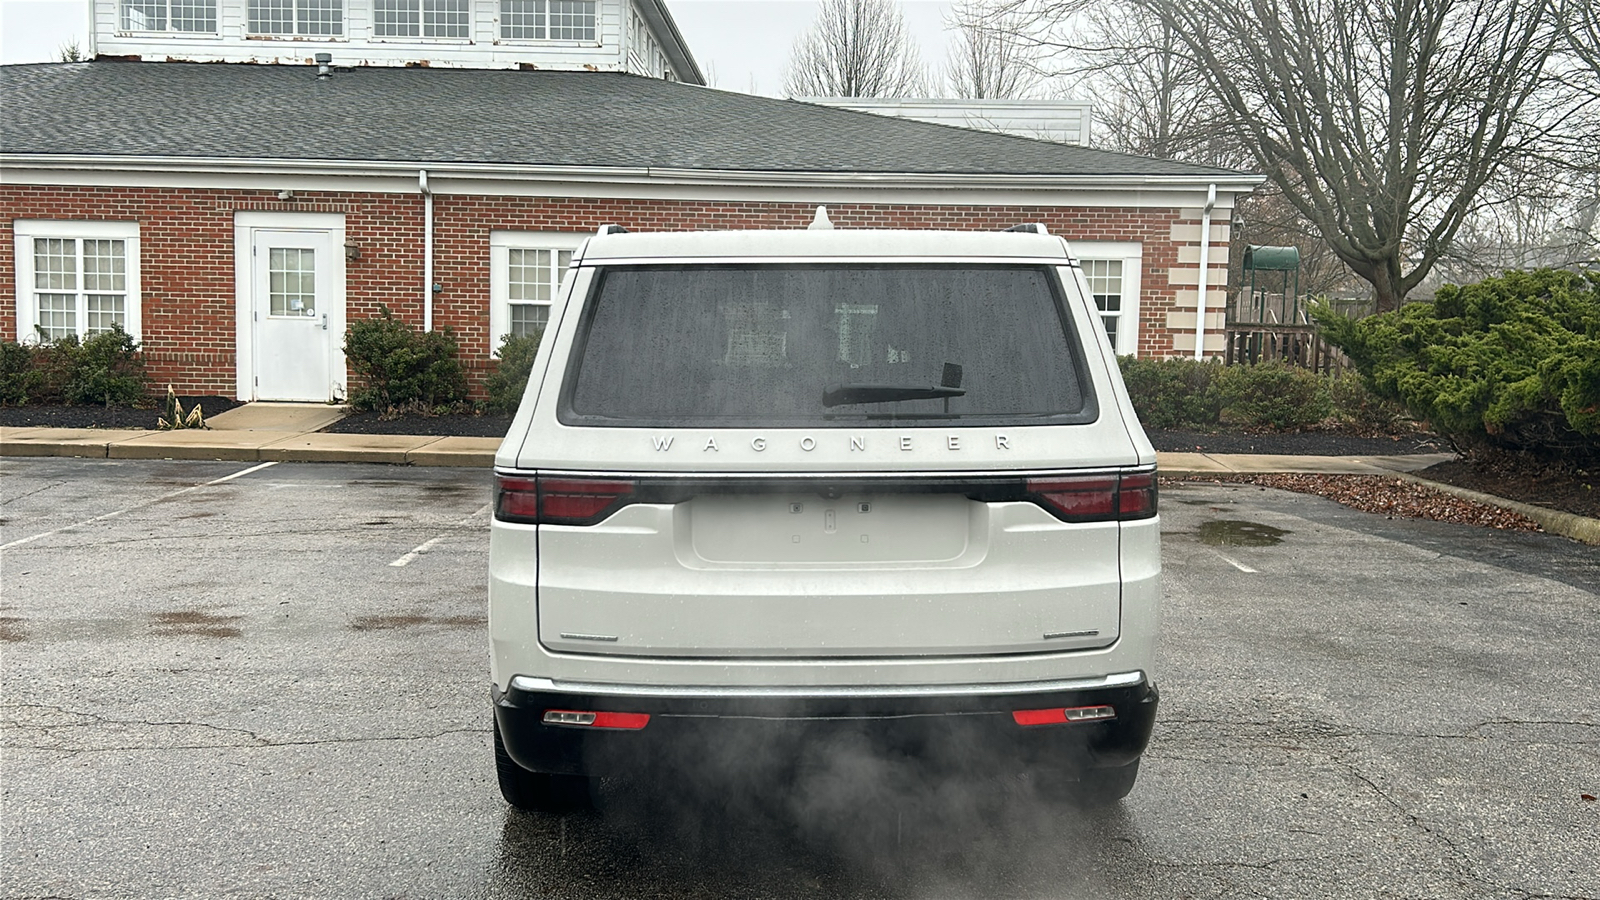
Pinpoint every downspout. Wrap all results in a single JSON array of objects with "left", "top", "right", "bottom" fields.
[
  {"left": 1193, "top": 183, "right": 1217, "bottom": 361},
  {"left": 420, "top": 169, "right": 434, "bottom": 332}
]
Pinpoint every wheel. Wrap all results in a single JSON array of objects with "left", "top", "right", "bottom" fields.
[
  {"left": 1067, "top": 759, "right": 1140, "bottom": 808},
  {"left": 494, "top": 718, "right": 594, "bottom": 812}
]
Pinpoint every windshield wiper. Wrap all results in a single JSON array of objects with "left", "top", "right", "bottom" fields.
[{"left": 822, "top": 383, "right": 967, "bottom": 407}]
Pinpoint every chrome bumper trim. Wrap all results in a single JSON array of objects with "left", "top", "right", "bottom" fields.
[{"left": 509, "top": 670, "right": 1145, "bottom": 699}]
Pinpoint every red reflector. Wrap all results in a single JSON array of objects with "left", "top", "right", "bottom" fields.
[
  {"left": 590, "top": 712, "right": 650, "bottom": 730},
  {"left": 543, "top": 709, "right": 651, "bottom": 730},
  {"left": 1012, "top": 705, "right": 1116, "bottom": 726}
]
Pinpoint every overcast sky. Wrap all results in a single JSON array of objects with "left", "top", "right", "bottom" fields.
[{"left": 0, "top": 0, "right": 958, "bottom": 97}]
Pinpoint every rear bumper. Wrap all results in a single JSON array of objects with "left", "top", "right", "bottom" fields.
[{"left": 493, "top": 673, "right": 1159, "bottom": 777}]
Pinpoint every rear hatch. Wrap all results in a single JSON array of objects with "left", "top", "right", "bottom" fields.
[{"left": 504, "top": 260, "right": 1148, "bottom": 659}]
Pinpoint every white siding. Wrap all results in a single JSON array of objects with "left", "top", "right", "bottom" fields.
[
  {"left": 807, "top": 98, "right": 1095, "bottom": 147},
  {"left": 92, "top": 0, "right": 656, "bottom": 72}
]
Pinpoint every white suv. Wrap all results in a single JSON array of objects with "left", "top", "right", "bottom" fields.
[{"left": 489, "top": 219, "right": 1162, "bottom": 810}]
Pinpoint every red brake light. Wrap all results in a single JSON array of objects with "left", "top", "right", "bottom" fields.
[
  {"left": 542, "top": 709, "right": 650, "bottom": 730},
  {"left": 494, "top": 475, "right": 635, "bottom": 525},
  {"left": 1012, "top": 706, "right": 1117, "bottom": 726},
  {"left": 1025, "top": 470, "right": 1158, "bottom": 522}
]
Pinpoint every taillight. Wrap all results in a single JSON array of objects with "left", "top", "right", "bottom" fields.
[
  {"left": 542, "top": 710, "right": 650, "bottom": 730},
  {"left": 1025, "top": 470, "right": 1158, "bottom": 523},
  {"left": 495, "top": 474, "right": 635, "bottom": 525},
  {"left": 1012, "top": 705, "right": 1117, "bottom": 726}
]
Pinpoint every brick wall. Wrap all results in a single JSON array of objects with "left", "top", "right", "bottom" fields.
[{"left": 1, "top": 184, "right": 1218, "bottom": 396}]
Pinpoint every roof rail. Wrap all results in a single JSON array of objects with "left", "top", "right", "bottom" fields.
[
  {"left": 1004, "top": 223, "right": 1049, "bottom": 235},
  {"left": 596, "top": 224, "right": 629, "bottom": 236}
]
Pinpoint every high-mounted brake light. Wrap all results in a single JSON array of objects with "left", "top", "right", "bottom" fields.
[
  {"left": 542, "top": 709, "right": 650, "bottom": 730},
  {"left": 1012, "top": 705, "right": 1117, "bottom": 726},
  {"left": 494, "top": 474, "right": 635, "bottom": 525},
  {"left": 1025, "top": 470, "right": 1158, "bottom": 523}
]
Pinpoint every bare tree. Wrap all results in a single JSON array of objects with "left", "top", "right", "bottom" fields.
[
  {"left": 1559, "top": 0, "right": 1600, "bottom": 84},
  {"left": 1006, "top": 0, "right": 1564, "bottom": 311},
  {"left": 783, "top": 0, "right": 926, "bottom": 98},
  {"left": 943, "top": 1, "right": 1041, "bottom": 98}
]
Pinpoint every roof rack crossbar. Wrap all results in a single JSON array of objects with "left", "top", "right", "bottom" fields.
[
  {"left": 1004, "top": 223, "right": 1050, "bottom": 235},
  {"left": 596, "top": 224, "right": 629, "bottom": 236}
]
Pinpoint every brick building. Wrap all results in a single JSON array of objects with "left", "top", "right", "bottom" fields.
[{"left": 1, "top": 0, "right": 1259, "bottom": 402}]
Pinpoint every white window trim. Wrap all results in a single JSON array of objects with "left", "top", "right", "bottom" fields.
[
  {"left": 118, "top": 0, "right": 221, "bottom": 34},
  {"left": 496, "top": 0, "right": 600, "bottom": 44},
  {"left": 1072, "top": 241, "right": 1143, "bottom": 356},
  {"left": 246, "top": 0, "right": 346, "bottom": 38},
  {"left": 489, "top": 230, "right": 584, "bottom": 358},
  {"left": 13, "top": 220, "right": 142, "bottom": 344}
]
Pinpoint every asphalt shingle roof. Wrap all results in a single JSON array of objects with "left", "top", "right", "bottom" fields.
[{"left": 0, "top": 61, "right": 1245, "bottom": 178}]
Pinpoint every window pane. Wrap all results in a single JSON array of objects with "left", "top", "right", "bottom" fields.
[
  {"left": 269, "top": 248, "right": 316, "bottom": 316},
  {"left": 170, "top": 0, "right": 217, "bottom": 31},
  {"left": 296, "top": 0, "right": 342, "bottom": 34},
  {"left": 547, "top": 0, "right": 593, "bottom": 40},
  {"left": 424, "top": 0, "right": 468, "bottom": 37},
  {"left": 509, "top": 303, "right": 549, "bottom": 337},
  {"left": 36, "top": 293, "right": 76, "bottom": 341},
  {"left": 122, "top": 0, "right": 167, "bottom": 30},
  {"left": 508, "top": 248, "right": 554, "bottom": 302},
  {"left": 248, "top": 0, "right": 293, "bottom": 33},
  {"left": 86, "top": 295, "right": 128, "bottom": 335},
  {"left": 500, "top": 0, "right": 543, "bottom": 39},
  {"left": 34, "top": 239, "right": 77, "bottom": 291},
  {"left": 566, "top": 265, "right": 1093, "bottom": 427},
  {"left": 82, "top": 240, "right": 126, "bottom": 292},
  {"left": 374, "top": 0, "right": 419, "bottom": 35}
]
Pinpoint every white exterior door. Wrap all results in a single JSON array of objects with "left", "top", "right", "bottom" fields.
[{"left": 250, "top": 230, "right": 338, "bottom": 402}]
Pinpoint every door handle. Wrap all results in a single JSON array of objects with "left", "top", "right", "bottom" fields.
[{"left": 321, "top": 314, "right": 328, "bottom": 331}]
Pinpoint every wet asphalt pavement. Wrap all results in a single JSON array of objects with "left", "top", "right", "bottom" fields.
[{"left": 2, "top": 458, "right": 1597, "bottom": 899}]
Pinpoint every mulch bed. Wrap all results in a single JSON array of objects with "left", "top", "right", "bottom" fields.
[
  {"left": 321, "top": 410, "right": 513, "bottom": 438},
  {"left": 0, "top": 397, "right": 244, "bottom": 430},
  {"left": 1168, "top": 473, "right": 1545, "bottom": 532},
  {"left": 1416, "top": 457, "right": 1598, "bottom": 521}
]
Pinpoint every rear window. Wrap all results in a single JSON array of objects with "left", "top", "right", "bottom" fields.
[{"left": 559, "top": 264, "right": 1098, "bottom": 428}]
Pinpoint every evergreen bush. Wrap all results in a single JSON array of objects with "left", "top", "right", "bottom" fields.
[
  {"left": 1216, "top": 361, "right": 1332, "bottom": 430},
  {"left": 343, "top": 307, "right": 469, "bottom": 413},
  {"left": 1116, "top": 356, "right": 1225, "bottom": 430},
  {"left": 485, "top": 330, "right": 544, "bottom": 414},
  {"left": 1314, "top": 268, "right": 1600, "bottom": 461}
]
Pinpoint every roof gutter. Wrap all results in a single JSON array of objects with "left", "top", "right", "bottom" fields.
[{"left": 0, "top": 154, "right": 1266, "bottom": 190}]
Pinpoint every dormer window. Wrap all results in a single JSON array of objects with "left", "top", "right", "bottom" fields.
[
  {"left": 499, "top": 0, "right": 595, "bottom": 42},
  {"left": 121, "top": 0, "right": 217, "bottom": 32},
  {"left": 248, "top": 0, "right": 343, "bottom": 36},
  {"left": 374, "top": 0, "right": 469, "bottom": 38}
]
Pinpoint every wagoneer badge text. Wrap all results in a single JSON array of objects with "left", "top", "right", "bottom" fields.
[{"left": 650, "top": 435, "right": 1014, "bottom": 451}]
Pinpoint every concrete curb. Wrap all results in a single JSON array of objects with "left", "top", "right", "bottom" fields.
[{"left": 1387, "top": 472, "right": 1600, "bottom": 547}]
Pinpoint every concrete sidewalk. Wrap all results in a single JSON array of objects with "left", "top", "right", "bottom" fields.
[{"left": 0, "top": 420, "right": 1453, "bottom": 475}]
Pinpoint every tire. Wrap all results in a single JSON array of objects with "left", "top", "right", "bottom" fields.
[
  {"left": 1067, "top": 759, "right": 1140, "bottom": 808},
  {"left": 494, "top": 718, "right": 594, "bottom": 812}
]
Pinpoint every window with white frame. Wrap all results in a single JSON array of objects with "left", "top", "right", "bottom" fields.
[
  {"left": 490, "top": 232, "right": 583, "bottom": 355},
  {"left": 13, "top": 222, "right": 141, "bottom": 343},
  {"left": 121, "top": 0, "right": 217, "bottom": 32},
  {"left": 248, "top": 0, "right": 342, "bottom": 36},
  {"left": 374, "top": 0, "right": 469, "bottom": 38},
  {"left": 1072, "top": 242, "right": 1143, "bottom": 356},
  {"left": 499, "top": 0, "right": 596, "bottom": 41}
]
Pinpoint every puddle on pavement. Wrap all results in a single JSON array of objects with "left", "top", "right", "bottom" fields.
[
  {"left": 1196, "top": 520, "right": 1290, "bottom": 547},
  {"left": 152, "top": 610, "right": 243, "bottom": 639},
  {"left": 350, "top": 613, "right": 486, "bottom": 632}
]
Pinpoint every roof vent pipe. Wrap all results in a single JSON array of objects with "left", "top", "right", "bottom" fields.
[{"left": 315, "top": 52, "right": 333, "bottom": 78}]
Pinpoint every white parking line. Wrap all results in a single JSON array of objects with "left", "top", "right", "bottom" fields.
[
  {"left": 0, "top": 461, "right": 280, "bottom": 552},
  {"left": 1216, "top": 552, "right": 1258, "bottom": 573},
  {"left": 389, "top": 536, "right": 446, "bottom": 567}
]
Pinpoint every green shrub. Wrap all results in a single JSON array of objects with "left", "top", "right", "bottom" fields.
[
  {"left": 65, "top": 325, "right": 149, "bottom": 406},
  {"left": 484, "top": 330, "right": 544, "bottom": 414},
  {"left": 0, "top": 341, "right": 42, "bottom": 405},
  {"left": 344, "top": 306, "right": 468, "bottom": 413},
  {"left": 1326, "top": 369, "right": 1409, "bottom": 432},
  {"left": 1216, "top": 361, "right": 1332, "bottom": 430},
  {"left": 1117, "top": 356, "right": 1225, "bottom": 430},
  {"left": 1314, "top": 268, "right": 1600, "bottom": 461},
  {"left": 1, "top": 326, "right": 150, "bottom": 406}
]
